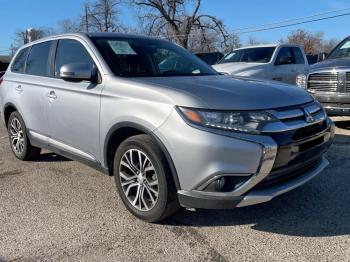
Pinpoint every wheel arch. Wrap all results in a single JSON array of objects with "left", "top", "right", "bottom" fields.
[
  {"left": 103, "top": 122, "right": 181, "bottom": 190},
  {"left": 3, "top": 102, "right": 18, "bottom": 128}
]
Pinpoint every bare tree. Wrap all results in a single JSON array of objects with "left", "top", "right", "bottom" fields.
[
  {"left": 58, "top": 19, "right": 83, "bottom": 33},
  {"left": 247, "top": 36, "right": 264, "bottom": 46},
  {"left": 282, "top": 29, "right": 323, "bottom": 54},
  {"left": 85, "top": 0, "right": 123, "bottom": 32},
  {"left": 131, "top": 0, "right": 230, "bottom": 51},
  {"left": 11, "top": 28, "right": 51, "bottom": 52},
  {"left": 322, "top": 39, "right": 339, "bottom": 53}
]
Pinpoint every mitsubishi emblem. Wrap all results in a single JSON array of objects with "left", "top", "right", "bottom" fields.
[{"left": 303, "top": 108, "right": 315, "bottom": 123}]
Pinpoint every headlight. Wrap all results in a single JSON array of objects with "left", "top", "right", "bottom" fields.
[
  {"left": 177, "top": 107, "right": 278, "bottom": 134},
  {"left": 296, "top": 74, "right": 307, "bottom": 89}
]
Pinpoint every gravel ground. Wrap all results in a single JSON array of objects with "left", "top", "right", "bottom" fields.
[{"left": 0, "top": 117, "right": 349, "bottom": 262}]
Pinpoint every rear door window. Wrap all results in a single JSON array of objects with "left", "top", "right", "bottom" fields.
[
  {"left": 25, "top": 41, "right": 52, "bottom": 77},
  {"left": 11, "top": 47, "right": 30, "bottom": 73}
]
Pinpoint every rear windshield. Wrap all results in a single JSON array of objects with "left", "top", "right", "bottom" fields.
[
  {"left": 91, "top": 37, "right": 218, "bottom": 77},
  {"left": 219, "top": 47, "right": 276, "bottom": 64}
]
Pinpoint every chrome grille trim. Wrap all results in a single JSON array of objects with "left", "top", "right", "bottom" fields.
[
  {"left": 265, "top": 102, "right": 326, "bottom": 133},
  {"left": 347, "top": 72, "right": 350, "bottom": 92},
  {"left": 307, "top": 72, "right": 338, "bottom": 92}
]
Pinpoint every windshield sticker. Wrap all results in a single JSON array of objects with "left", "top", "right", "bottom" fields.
[
  {"left": 107, "top": 41, "right": 137, "bottom": 55},
  {"left": 340, "top": 41, "right": 350, "bottom": 49}
]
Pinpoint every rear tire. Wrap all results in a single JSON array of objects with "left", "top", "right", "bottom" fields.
[
  {"left": 113, "top": 134, "right": 179, "bottom": 222},
  {"left": 7, "top": 111, "right": 41, "bottom": 161}
]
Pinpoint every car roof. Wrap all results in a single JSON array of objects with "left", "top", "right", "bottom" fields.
[
  {"left": 20, "top": 32, "right": 166, "bottom": 49},
  {"left": 231, "top": 43, "right": 303, "bottom": 51}
]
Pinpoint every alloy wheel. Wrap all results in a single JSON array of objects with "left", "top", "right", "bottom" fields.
[
  {"left": 9, "top": 118, "right": 25, "bottom": 155},
  {"left": 119, "top": 149, "right": 159, "bottom": 211}
]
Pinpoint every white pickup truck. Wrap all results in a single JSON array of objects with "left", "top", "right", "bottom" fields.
[{"left": 213, "top": 44, "right": 309, "bottom": 85}]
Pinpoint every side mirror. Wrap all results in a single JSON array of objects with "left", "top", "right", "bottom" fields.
[
  {"left": 60, "top": 63, "right": 94, "bottom": 82},
  {"left": 275, "top": 56, "right": 294, "bottom": 66},
  {"left": 318, "top": 52, "right": 328, "bottom": 62}
]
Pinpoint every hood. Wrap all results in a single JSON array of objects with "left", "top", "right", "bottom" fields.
[
  {"left": 311, "top": 57, "right": 350, "bottom": 71},
  {"left": 212, "top": 62, "right": 266, "bottom": 75},
  {"left": 130, "top": 75, "right": 313, "bottom": 110}
]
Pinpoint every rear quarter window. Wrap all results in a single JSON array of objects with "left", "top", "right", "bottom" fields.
[
  {"left": 25, "top": 41, "right": 52, "bottom": 77},
  {"left": 11, "top": 47, "right": 30, "bottom": 73}
]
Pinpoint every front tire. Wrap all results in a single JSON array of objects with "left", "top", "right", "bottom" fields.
[
  {"left": 113, "top": 134, "right": 179, "bottom": 222},
  {"left": 7, "top": 111, "right": 41, "bottom": 161}
]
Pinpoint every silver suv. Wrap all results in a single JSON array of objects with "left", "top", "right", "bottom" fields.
[{"left": 0, "top": 33, "right": 334, "bottom": 222}]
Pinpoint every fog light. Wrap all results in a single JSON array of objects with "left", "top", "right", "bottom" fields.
[{"left": 205, "top": 177, "right": 226, "bottom": 192}]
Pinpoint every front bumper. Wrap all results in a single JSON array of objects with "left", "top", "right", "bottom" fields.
[
  {"left": 155, "top": 107, "right": 334, "bottom": 209},
  {"left": 178, "top": 157, "right": 329, "bottom": 209},
  {"left": 312, "top": 92, "right": 350, "bottom": 116}
]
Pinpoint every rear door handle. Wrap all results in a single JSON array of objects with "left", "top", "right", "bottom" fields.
[
  {"left": 15, "top": 85, "right": 23, "bottom": 93},
  {"left": 47, "top": 91, "right": 57, "bottom": 100}
]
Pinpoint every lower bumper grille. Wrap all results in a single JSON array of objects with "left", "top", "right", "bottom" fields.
[
  {"left": 256, "top": 158, "right": 321, "bottom": 189},
  {"left": 256, "top": 119, "right": 332, "bottom": 189}
]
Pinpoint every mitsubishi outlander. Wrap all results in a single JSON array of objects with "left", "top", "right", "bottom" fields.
[{"left": 0, "top": 33, "right": 334, "bottom": 222}]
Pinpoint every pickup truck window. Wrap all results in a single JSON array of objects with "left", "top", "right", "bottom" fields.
[
  {"left": 219, "top": 47, "right": 275, "bottom": 64},
  {"left": 328, "top": 39, "right": 350, "bottom": 59},
  {"left": 292, "top": 47, "right": 305, "bottom": 64}
]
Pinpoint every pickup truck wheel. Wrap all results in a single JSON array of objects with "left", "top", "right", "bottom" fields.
[
  {"left": 7, "top": 111, "right": 41, "bottom": 161},
  {"left": 114, "top": 134, "right": 179, "bottom": 222}
]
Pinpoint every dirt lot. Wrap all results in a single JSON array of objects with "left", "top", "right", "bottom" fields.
[{"left": 0, "top": 117, "right": 349, "bottom": 262}]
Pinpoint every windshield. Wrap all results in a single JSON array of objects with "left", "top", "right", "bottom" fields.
[
  {"left": 219, "top": 47, "right": 276, "bottom": 64},
  {"left": 91, "top": 37, "right": 218, "bottom": 77},
  {"left": 327, "top": 38, "right": 350, "bottom": 59}
]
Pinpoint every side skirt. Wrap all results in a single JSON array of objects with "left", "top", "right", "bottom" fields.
[{"left": 28, "top": 131, "right": 109, "bottom": 175}]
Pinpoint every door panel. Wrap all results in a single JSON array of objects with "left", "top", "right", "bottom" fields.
[
  {"left": 12, "top": 42, "right": 53, "bottom": 137},
  {"left": 47, "top": 39, "right": 103, "bottom": 162},
  {"left": 47, "top": 79, "right": 102, "bottom": 161}
]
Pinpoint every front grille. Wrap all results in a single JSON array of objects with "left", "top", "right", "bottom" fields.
[
  {"left": 347, "top": 72, "right": 350, "bottom": 92},
  {"left": 308, "top": 72, "right": 338, "bottom": 92},
  {"left": 257, "top": 102, "right": 331, "bottom": 188}
]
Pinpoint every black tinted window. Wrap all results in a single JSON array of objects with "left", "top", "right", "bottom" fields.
[
  {"left": 11, "top": 47, "right": 30, "bottom": 73},
  {"left": 25, "top": 41, "right": 52, "bottom": 76},
  {"left": 275, "top": 47, "right": 295, "bottom": 65},
  {"left": 219, "top": 47, "right": 275, "bottom": 64},
  {"left": 292, "top": 47, "right": 305, "bottom": 64},
  {"left": 92, "top": 37, "right": 217, "bottom": 77},
  {"left": 54, "top": 39, "right": 93, "bottom": 77}
]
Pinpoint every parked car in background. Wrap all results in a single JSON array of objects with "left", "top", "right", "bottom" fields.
[
  {"left": 296, "top": 36, "right": 350, "bottom": 116},
  {"left": 212, "top": 44, "right": 309, "bottom": 85},
  {"left": 0, "top": 33, "right": 334, "bottom": 222},
  {"left": 196, "top": 52, "right": 224, "bottom": 65}
]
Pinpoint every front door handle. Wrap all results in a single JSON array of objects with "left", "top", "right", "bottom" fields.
[
  {"left": 47, "top": 91, "right": 57, "bottom": 100},
  {"left": 15, "top": 85, "right": 23, "bottom": 93}
]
